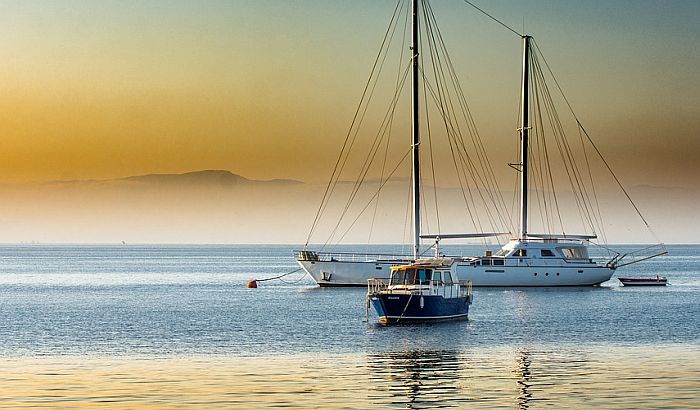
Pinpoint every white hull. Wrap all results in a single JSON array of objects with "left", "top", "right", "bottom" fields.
[{"left": 298, "top": 258, "right": 614, "bottom": 287}]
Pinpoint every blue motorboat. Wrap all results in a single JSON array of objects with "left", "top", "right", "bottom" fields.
[{"left": 367, "top": 258, "right": 473, "bottom": 324}]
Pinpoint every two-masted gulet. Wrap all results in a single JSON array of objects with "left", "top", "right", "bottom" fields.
[{"left": 296, "top": 0, "right": 664, "bottom": 287}]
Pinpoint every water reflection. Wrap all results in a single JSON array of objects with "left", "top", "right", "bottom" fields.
[
  {"left": 366, "top": 349, "right": 464, "bottom": 408},
  {"left": 513, "top": 349, "right": 533, "bottom": 409},
  {"left": 1, "top": 346, "right": 699, "bottom": 408}
]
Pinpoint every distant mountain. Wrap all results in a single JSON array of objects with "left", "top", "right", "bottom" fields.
[
  {"left": 123, "top": 170, "right": 249, "bottom": 186},
  {"left": 44, "top": 170, "right": 303, "bottom": 187}
]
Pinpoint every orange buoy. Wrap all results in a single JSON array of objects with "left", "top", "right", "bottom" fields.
[{"left": 246, "top": 280, "right": 258, "bottom": 288}]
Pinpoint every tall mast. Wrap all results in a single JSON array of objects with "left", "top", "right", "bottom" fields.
[
  {"left": 411, "top": 0, "right": 421, "bottom": 259},
  {"left": 518, "top": 35, "right": 531, "bottom": 240}
]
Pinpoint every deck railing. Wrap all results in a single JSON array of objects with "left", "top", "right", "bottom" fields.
[
  {"left": 367, "top": 278, "right": 389, "bottom": 294},
  {"left": 296, "top": 250, "right": 413, "bottom": 263},
  {"left": 367, "top": 278, "right": 472, "bottom": 299}
]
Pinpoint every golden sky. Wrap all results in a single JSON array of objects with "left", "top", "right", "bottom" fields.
[{"left": 0, "top": 0, "right": 697, "bottom": 189}]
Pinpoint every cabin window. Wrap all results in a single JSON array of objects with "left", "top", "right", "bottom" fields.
[
  {"left": 541, "top": 249, "right": 555, "bottom": 257},
  {"left": 559, "top": 247, "right": 588, "bottom": 260},
  {"left": 482, "top": 258, "right": 492, "bottom": 266},
  {"left": 417, "top": 269, "right": 430, "bottom": 285},
  {"left": 391, "top": 269, "right": 410, "bottom": 286},
  {"left": 432, "top": 270, "right": 442, "bottom": 284},
  {"left": 444, "top": 271, "right": 454, "bottom": 285},
  {"left": 493, "top": 259, "right": 505, "bottom": 266},
  {"left": 514, "top": 249, "right": 527, "bottom": 257}
]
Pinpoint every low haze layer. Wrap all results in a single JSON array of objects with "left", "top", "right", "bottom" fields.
[{"left": 0, "top": 170, "right": 694, "bottom": 244}]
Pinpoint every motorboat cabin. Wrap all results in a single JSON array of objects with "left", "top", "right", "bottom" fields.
[{"left": 367, "top": 258, "right": 472, "bottom": 324}]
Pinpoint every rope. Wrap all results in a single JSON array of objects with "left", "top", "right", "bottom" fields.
[
  {"left": 423, "top": 1, "right": 513, "bottom": 237},
  {"left": 278, "top": 270, "right": 309, "bottom": 285},
  {"left": 532, "top": 39, "right": 655, "bottom": 234},
  {"left": 420, "top": 4, "right": 442, "bottom": 236},
  {"left": 253, "top": 268, "right": 303, "bottom": 283},
  {"left": 322, "top": 63, "right": 412, "bottom": 250},
  {"left": 333, "top": 148, "right": 413, "bottom": 245},
  {"left": 461, "top": 0, "right": 522, "bottom": 37},
  {"left": 304, "top": 0, "right": 404, "bottom": 247},
  {"left": 396, "top": 292, "right": 415, "bottom": 324}
]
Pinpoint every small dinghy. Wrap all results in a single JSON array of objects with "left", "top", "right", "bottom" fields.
[
  {"left": 619, "top": 275, "right": 668, "bottom": 286},
  {"left": 367, "top": 258, "right": 472, "bottom": 324}
]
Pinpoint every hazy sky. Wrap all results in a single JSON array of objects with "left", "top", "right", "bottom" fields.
[{"left": 0, "top": 0, "right": 698, "bottom": 188}]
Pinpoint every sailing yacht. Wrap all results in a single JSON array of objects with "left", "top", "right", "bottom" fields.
[{"left": 297, "top": 0, "right": 664, "bottom": 287}]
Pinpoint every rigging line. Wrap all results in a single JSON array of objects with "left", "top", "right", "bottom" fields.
[
  {"left": 427, "top": 1, "right": 513, "bottom": 234},
  {"left": 509, "top": 140, "right": 520, "bottom": 226},
  {"left": 426, "top": 1, "right": 513, "bottom": 239},
  {"left": 420, "top": 171, "right": 431, "bottom": 234},
  {"left": 529, "top": 71, "right": 548, "bottom": 232},
  {"left": 531, "top": 43, "right": 599, "bottom": 232},
  {"left": 418, "top": 22, "right": 503, "bottom": 236},
  {"left": 418, "top": 1, "right": 512, "bottom": 240},
  {"left": 511, "top": 51, "right": 524, "bottom": 232},
  {"left": 335, "top": 148, "right": 414, "bottom": 245},
  {"left": 539, "top": 84, "right": 590, "bottom": 232},
  {"left": 578, "top": 122, "right": 651, "bottom": 229},
  {"left": 305, "top": 0, "right": 403, "bottom": 246},
  {"left": 420, "top": 0, "right": 442, "bottom": 235},
  {"left": 531, "top": 57, "right": 565, "bottom": 234},
  {"left": 531, "top": 94, "right": 553, "bottom": 234},
  {"left": 461, "top": 0, "right": 522, "bottom": 37},
  {"left": 416, "top": 8, "right": 432, "bottom": 235},
  {"left": 578, "top": 125, "right": 608, "bottom": 244},
  {"left": 425, "top": 71, "right": 482, "bottom": 235},
  {"left": 447, "top": 109, "right": 506, "bottom": 234},
  {"left": 420, "top": 9, "right": 482, "bottom": 234},
  {"left": 400, "top": 7, "right": 412, "bottom": 255},
  {"left": 423, "top": 83, "right": 501, "bottom": 237},
  {"left": 324, "top": 59, "right": 412, "bottom": 249},
  {"left": 532, "top": 39, "right": 655, "bottom": 232},
  {"left": 531, "top": 51, "right": 594, "bottom": 233},
  {"left": 324, "top": 11, "right": 408, "bottom": 248},
  {"left": 536, "top": 111, "right": 556, "bottom": 233},
  {"left": 535, "top": 56, "right": 598, "bottom": 234},
  {"left": 403, "top": 166, "right": 413, "bottom": 255},
  {"left": 368, "top": 2, "right": 410, "bottom": 248},
  {"left": 534, "top": 70, "right": 560, "bottom": 235},
  {"left": 323, "top": 64, "right": 412, "bottom": 249},
  {"left": 367, "top": 84, "right": 398, "bottom": 246},
  {"left": 346, "top": 62, "right": 410, "bottom": 193},
  {"left": 418, "top": 62, "right": 485, "bottom": 235}
]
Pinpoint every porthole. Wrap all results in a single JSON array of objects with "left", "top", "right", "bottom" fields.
[
  {"left": 545, "top": 272, "right": 549, "bottom": 276},
  {"left": 534, "top": 272, "right": 538, "bottom": 276},
  {"left": 556, "top": 272, "right": 560, "bottom": 276}
]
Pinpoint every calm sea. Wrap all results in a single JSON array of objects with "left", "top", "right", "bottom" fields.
[{"left": 0, "top": 244, "right": 698, "bottom": 408}]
